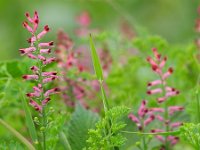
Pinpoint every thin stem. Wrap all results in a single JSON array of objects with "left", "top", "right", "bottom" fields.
[
  {"left": 121, "top": 130, "right": 180, "bottom": 136},
  {"left": 158, "top": 73, "right": 169, "bottom": 150},
  {"left": 196, "top": 92, "right": 200, "bottom": 123},
  {"left": 35, "top": 36, "right": 47, "bottom": 150},
  {"left": 141, "top": 118, "right": 147, "bottom": 150}
]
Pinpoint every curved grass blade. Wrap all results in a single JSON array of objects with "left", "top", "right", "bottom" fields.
[
  {"left": 0, "top": 118, "right": 36, "bottom": 150},
  {"left": 20, "top": 89, "right": 38, "bottom": 145},
  {"left": 59, "top": 131, "right": 72, "bottom": 150},
  {"left": 89, "top": 34, "right": 104, "bottom": 82}
]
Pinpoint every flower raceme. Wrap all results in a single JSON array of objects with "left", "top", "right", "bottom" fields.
[
  {"left": 146, "top": 48, "right": 180, "bottom": 103},
  {"left": 20, "top": 11, "right": 59, "bottom": 113},
  {"left": 128, "top": 100, "right": 155, "bottom": 131},
  {"left": 146, "top": 48, "right": 184, "bottom": 148}
]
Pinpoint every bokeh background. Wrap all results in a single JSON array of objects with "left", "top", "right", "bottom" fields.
[{"left": 0, "top": 0, "right": 199, "bottom": 60}]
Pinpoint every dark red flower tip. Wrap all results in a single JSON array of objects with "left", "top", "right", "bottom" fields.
[
  {"left": 54, "top": 87, "right": 60, "bottom": 92},
  {"left": 144, "top": 108, "right": 148, "bottom": 113},
  {"left": 44, "top": 25, "right": 50, "bottom": 31},
  {"left": 138, "top": 125, "right": 143, "bottom": 131},
  {"left": 147, "top": 82, "right": 152, "bottom": 86},
  {"left": 163, "top": 56, "right": 167, "bottom": 61},
  {"left": 19, "top": 50, "right": 25, "bottom": 54},
  {"left": 176, "top": 90, "right": 180, "bottom": 95},
  {"left": 151, "top": 129, "right": 156, "bottom": 133},
  {"left": 168, "top": 67, "right": 173, "bottom": 73},
  {"left": 27, "top": 38, "right": 31, "bottom": 43},
  {"left": 146, "top": 56, "right": 151, "bottom": 62},
  {"left": 49, "top": 41, "right": 54, "bottom": 46},
  {"left": 147, "top": 90, "right": 151, "bottom": 95},
  {"left": 34, "top": 19, "right": 39, "bottom": 24},
  {"left": 150, "top": 115, "right": 155, "bottom": 119},
  {"left": 25, "top": 12, "right": 30, "bottom": 17},
  {"left": 171, "top": 88, "right": 176, "bottom": 91},
  {"left": 48, "top": 48, "right": 51, "bottom": 53},
  {"left": 152, "top": 65, "right": 158, "bottom": 71},
  {"left": 22, "top": 21, "right": 28, "bottom": 27},
  {"left": 142, "top": 100, "right": 146, "bottom": 105},
  {"left": 22, "top": 75, "right": 27, "bottom": 79},
  {"left": 26, "top": 93, "right": 32, "bottom": 97}
]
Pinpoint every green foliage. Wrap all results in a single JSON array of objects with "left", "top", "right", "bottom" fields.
[
  {"left": 87, "top": 106, "right": 129, "bottom": 150},
  {"left": 180, "top": 123, "right": 200, "bottom": 149},
  {"left": 0, "top": 140, "right": 26, "bottom": 150},
  {"left": 64, "top": 104, "right": 99, "bottom": 150}
]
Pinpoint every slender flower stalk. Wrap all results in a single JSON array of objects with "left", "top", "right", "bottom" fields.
[
  {"left": 129, "top": 100, "right": 155, "bottom": 150},
  {"left": 20, "top": 11, "right": 59, "bottom": 150},
  {"left": 146, "top": 48, "right": 183, "bottom": 149}
]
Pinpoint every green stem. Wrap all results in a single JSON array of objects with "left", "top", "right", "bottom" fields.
[
  {"left": 196, "top": 91, "right": 200, "bottom": 123},
  {"left": 35, "top": 36, "right": 47, "bottom": 150}
]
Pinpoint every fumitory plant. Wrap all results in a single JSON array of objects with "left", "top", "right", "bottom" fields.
[{"left": 19, "top": 11, "right": 59, "bottom": 150}]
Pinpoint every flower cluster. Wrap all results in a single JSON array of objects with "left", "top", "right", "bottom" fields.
[
  {"left": 20, "top": 11, "right": 59, "bottom": 113},
  {"left": 56, "top": 30, "right": 93, "bottom": 109},
  {"left": 128, "top": 100, "right": 155, "bottom": 131},
  {"left": 146, "top": 48, "right": 183, "bottom": 148},
  {"left": 196, "top": 6, "right": 200, "bottom": 49}
]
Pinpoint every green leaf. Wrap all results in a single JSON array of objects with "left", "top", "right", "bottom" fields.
[
  {"left": 20, "top": 89, "right": 38, "bottom": 146},
  {"left": 6, "top": 60, "right": 23, "bottom": 78},
  {"left": 89, "top": 34, "right": 104, "bottom": 82},
  {"left": 65, "top": 104, "right": 99, "bottom": 150},
  {"left": 0, "top": 118, "right": 35, "bottom": 150}
]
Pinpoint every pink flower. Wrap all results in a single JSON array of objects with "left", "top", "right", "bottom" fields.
[
  {"left": 19, "top": 47, "right": 36, "bottom": 55},
  {"left": 168, "top": 106, "right": 184, "bottom": 115},
  {"left": 40, "top": 49, "right": 51, "bottom": 54},
  {"left": 159, "top": 56, "right": 167, "bottom": 68},
  {"left": 138, "top": 100, "right": 148, "bottom": 117},
  {"left": 170, "top": 122, "right": 183, "bottom": 128},
  {"left": 37, "top": 25, "right": 50, "bottom": 39},
  {"left": 76, "top": 11, "right": 91, "bottom": 27},
  {"left": 144, "top": 115, "right": 155, "bottom": 126},
  {"left": 44, "top": 88, "right": 60, "bottom": 97},
  {"left": 30, "top": 66, "right": 39, "bottom": 72},
  {"left": 39, "top": 41, "right": 54, "bottom": 48},
  {"left": 27, "top": 53, "right": 37, "bottom": 59},
  {"left": 147, "top": 88, "right": 162, "bottom": 95},
  {"left": 38, "top": 55, "right": 46, "bottom": 61},
  {"left": 162, "top": 67, "right": 173, "bottom": 80},
  {"left": 149, "top": 108, "right": 164, "bottom": 113},
  {"left": 29, "top": 99, "right": 42, "bottom": 112},
  {"left": 42, "top": 72, "right": 57, "bottom": 76},
  {"left": 22, "top": 21, "right": 33, "bottom": 33},
  {"left": 43, "top": 76, "right": 57, "bottom": 84},
  {"left": 128, "top": 114, "right": 139, "bottom": 123},
  {"left": 156, "top": 115, "right": 164, "bottom": 122},
  {"left": 43, "top": 57, "right": 56, "bottom": 65},
  {"left": 42, "top": 97, "right": 51, "bottom": 106},
  {"left": 152, "top": 48, "right": 161, "bottom": 60},
  {"left": 147, "top": 80, "right": 162, "bottom": 87},
  {"left": 22, "top": 75, "right": 38, "bottom": 80}
]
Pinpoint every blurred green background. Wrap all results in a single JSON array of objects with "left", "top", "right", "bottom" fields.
[{"left": 0, "top": 0, "right": 199, "bottom": 60}]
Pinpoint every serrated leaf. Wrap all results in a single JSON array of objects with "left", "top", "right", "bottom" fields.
[
  {"left": 89, "top": 34, "right": 103, "bottom": 82},
  {"left": 65, "top": 104, "right": 99, "bottom": 150}
]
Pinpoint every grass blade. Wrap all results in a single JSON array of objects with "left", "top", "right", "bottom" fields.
[
  {"left": 59, "top": 131, "right": 72, "bottom": 150},
  {"left": 0, "top": 118, "right": 36, "bottom": 150},
  {"left": 89, "top": 34, "right": 104, "bottom": 82},
  {"left": 20, "top": 89, "right": 38, "bottom": 145}
]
